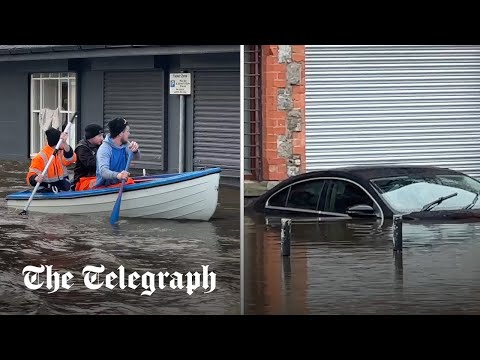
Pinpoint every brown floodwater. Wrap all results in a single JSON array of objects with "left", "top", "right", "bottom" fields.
[
  {"left": 0, "top": 160, "right": 240, "bottom": 315},
  {"left": 244, "top": 211, "right": 480, "bottom": 315}
]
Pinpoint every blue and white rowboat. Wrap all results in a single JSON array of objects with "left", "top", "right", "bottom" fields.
[{"left": 6, "top": 168, "right": 221, "bottom": 221}]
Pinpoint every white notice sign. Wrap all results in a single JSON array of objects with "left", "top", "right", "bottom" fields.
[{"left": 169, "top": 73, "right": 191, "bottom": 95}]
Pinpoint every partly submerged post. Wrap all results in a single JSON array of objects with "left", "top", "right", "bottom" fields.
[
  {"left": 281, "top": 218, "right": 292, "bottom": 256},
  {"left": 393, "top": 249, "right": 404, "bottom": 289},
  {"left": 394, "top": 250, "right": 403, "bottom": 274},
  {"left": 393, "top": 215, "right": 403, "bottom": 252}
]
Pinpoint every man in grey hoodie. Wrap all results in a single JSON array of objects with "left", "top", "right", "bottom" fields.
[{"left": 95, "top": 117, "right": 141, "bottom": 188}]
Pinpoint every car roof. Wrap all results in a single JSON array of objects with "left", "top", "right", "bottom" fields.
[{"left": 307, "top": 165, "right": 463, "bottom": 180}]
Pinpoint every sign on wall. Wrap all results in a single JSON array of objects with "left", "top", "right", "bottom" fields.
[{"left": 169, "top": 73, "right": 192, "bottom": 95}]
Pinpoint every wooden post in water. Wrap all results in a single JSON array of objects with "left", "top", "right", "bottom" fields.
[
  {"left": 393, "top": 215, "right": 403, "bottom": 252},
  {"left": 281, "top": 218, "right": 292, "bottom": 256}
]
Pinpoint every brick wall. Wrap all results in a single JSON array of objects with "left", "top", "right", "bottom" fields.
[{"left": 261, "top": 45, "right": 306, "bottom": 181}]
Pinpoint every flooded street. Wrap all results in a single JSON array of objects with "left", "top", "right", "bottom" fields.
[
  {"left": 245, "top": 213, "right": 480, "bottom": 315},
  {"left": 0, "top": 161, "right": 240, "bottom": 315}
]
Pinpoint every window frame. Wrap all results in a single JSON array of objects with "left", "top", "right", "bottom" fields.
[
  {"left": 265, "top": 176, "right": 384, "bottom": 220},
  {"left": 29, "top": 72, "right": 78, "bottom": 158},
  {"left": 266, "top": 185, "right": 291, "bottom": 208},
  {"left": 284, "top": 179, "right": 327, "bottom": 212},
  {"left": 321, "top": 178, "right": 377, "bottom": 216}
]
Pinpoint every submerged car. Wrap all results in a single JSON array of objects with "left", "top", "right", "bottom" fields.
[{"left": 247, "top": 165, "right": 480, "bottom": 221}]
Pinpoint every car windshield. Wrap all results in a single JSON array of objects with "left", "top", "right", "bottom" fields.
[{"left": 370, "top": 174, "right": 480, "bottom": 213}]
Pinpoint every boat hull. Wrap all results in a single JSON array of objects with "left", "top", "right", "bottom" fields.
[{"left": 6, "top": 168, "right": 221, "bottom": 221}]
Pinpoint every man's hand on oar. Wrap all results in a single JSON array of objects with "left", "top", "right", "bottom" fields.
[{"left": 35, "top": 174, "right": 45, "bottom": 183}]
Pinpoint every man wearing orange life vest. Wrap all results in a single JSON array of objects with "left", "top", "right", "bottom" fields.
[{"left": 26, "top": 127, "right": 77, "bottom": 193}]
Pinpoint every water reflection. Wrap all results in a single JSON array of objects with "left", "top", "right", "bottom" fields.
[{"left": 245, "top": 213, "right": 480, "bottom": 315}]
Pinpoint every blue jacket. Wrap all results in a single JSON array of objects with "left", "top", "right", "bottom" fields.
[{"left": 95, "top": 135, "right": 141, "bottom": 187}]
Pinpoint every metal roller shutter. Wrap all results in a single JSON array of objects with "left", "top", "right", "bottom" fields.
[
  {"left": 193, "top": 70, "right": 240, "bottom": 178},
  {"left": 104, "top": 71, "right": 165, "bottom": 170},
  {"left": 305, "top": 45, "right": 480, "bottom": 178}
]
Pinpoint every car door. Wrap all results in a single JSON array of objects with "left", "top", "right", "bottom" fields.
[{"left": 320, "top": 179, "right": 375, "bottom": 217}]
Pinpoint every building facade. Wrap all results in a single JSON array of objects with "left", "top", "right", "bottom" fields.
[
  {"left": 245, "top": 44, "right": 480, "bottom": 184},
  {"left": 0, "top": 45, "right": 241, "bottom": 181}
]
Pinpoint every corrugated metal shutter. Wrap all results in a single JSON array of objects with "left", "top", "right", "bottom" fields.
[
  {"left": 104, "top": 71, "right": 165, "bottom": 170},
  {"left": 193, "top": 70, "right": 240, "bottom": 178},
  {"left": 305, "top": 45, "right": 480, "bottom": 178}
]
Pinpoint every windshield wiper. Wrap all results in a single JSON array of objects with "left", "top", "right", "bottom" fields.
[
  {"left": 420, "top": 192, "right": 458, "bottom": 212},
  {"left": 463, "top": 193, "right": 479, "bottom": 210}
]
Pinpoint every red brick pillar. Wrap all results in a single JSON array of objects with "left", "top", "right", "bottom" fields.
[{"left": 261, "top": 45, "right": 306, "bottom": 181}]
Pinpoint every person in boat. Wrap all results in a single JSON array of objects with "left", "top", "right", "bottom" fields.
[
  {"left": 95, "top": 117, "right": 141, "bottom": 188},
  {"left": 26, "top": 127, "right": 77, "bottom": 193},
  {"left": 72, "top": 124, "right": 104, "bottom": 191}
]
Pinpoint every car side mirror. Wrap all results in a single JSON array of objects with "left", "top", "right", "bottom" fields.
[{"left": 346, "top": 204, "right": 376, "bottom": 217}]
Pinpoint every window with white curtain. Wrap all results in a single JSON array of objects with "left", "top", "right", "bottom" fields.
[{"left": 30, "top": 72, "right": 77, "bottom": 157}]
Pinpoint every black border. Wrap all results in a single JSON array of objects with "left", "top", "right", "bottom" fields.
[{"left": 2, "top": 9, "right": 480, "bottom": 45}]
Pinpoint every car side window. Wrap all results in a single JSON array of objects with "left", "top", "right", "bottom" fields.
[
  {"left": 267, "top": 187, "right": 290, "bottom": 207},
  {"left": 323, "top": 180, "right": 373, "bottom": 214},
  {"left": 285, "top": 180, "right": 326, "bottom": 211}
]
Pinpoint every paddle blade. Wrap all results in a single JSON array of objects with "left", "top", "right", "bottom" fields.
[
  {"left": 109, "top": 152, "right": 134, "bottom": 225},
  {"left": 109, "top": 193, "right": 123, "bottom": 225}
]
